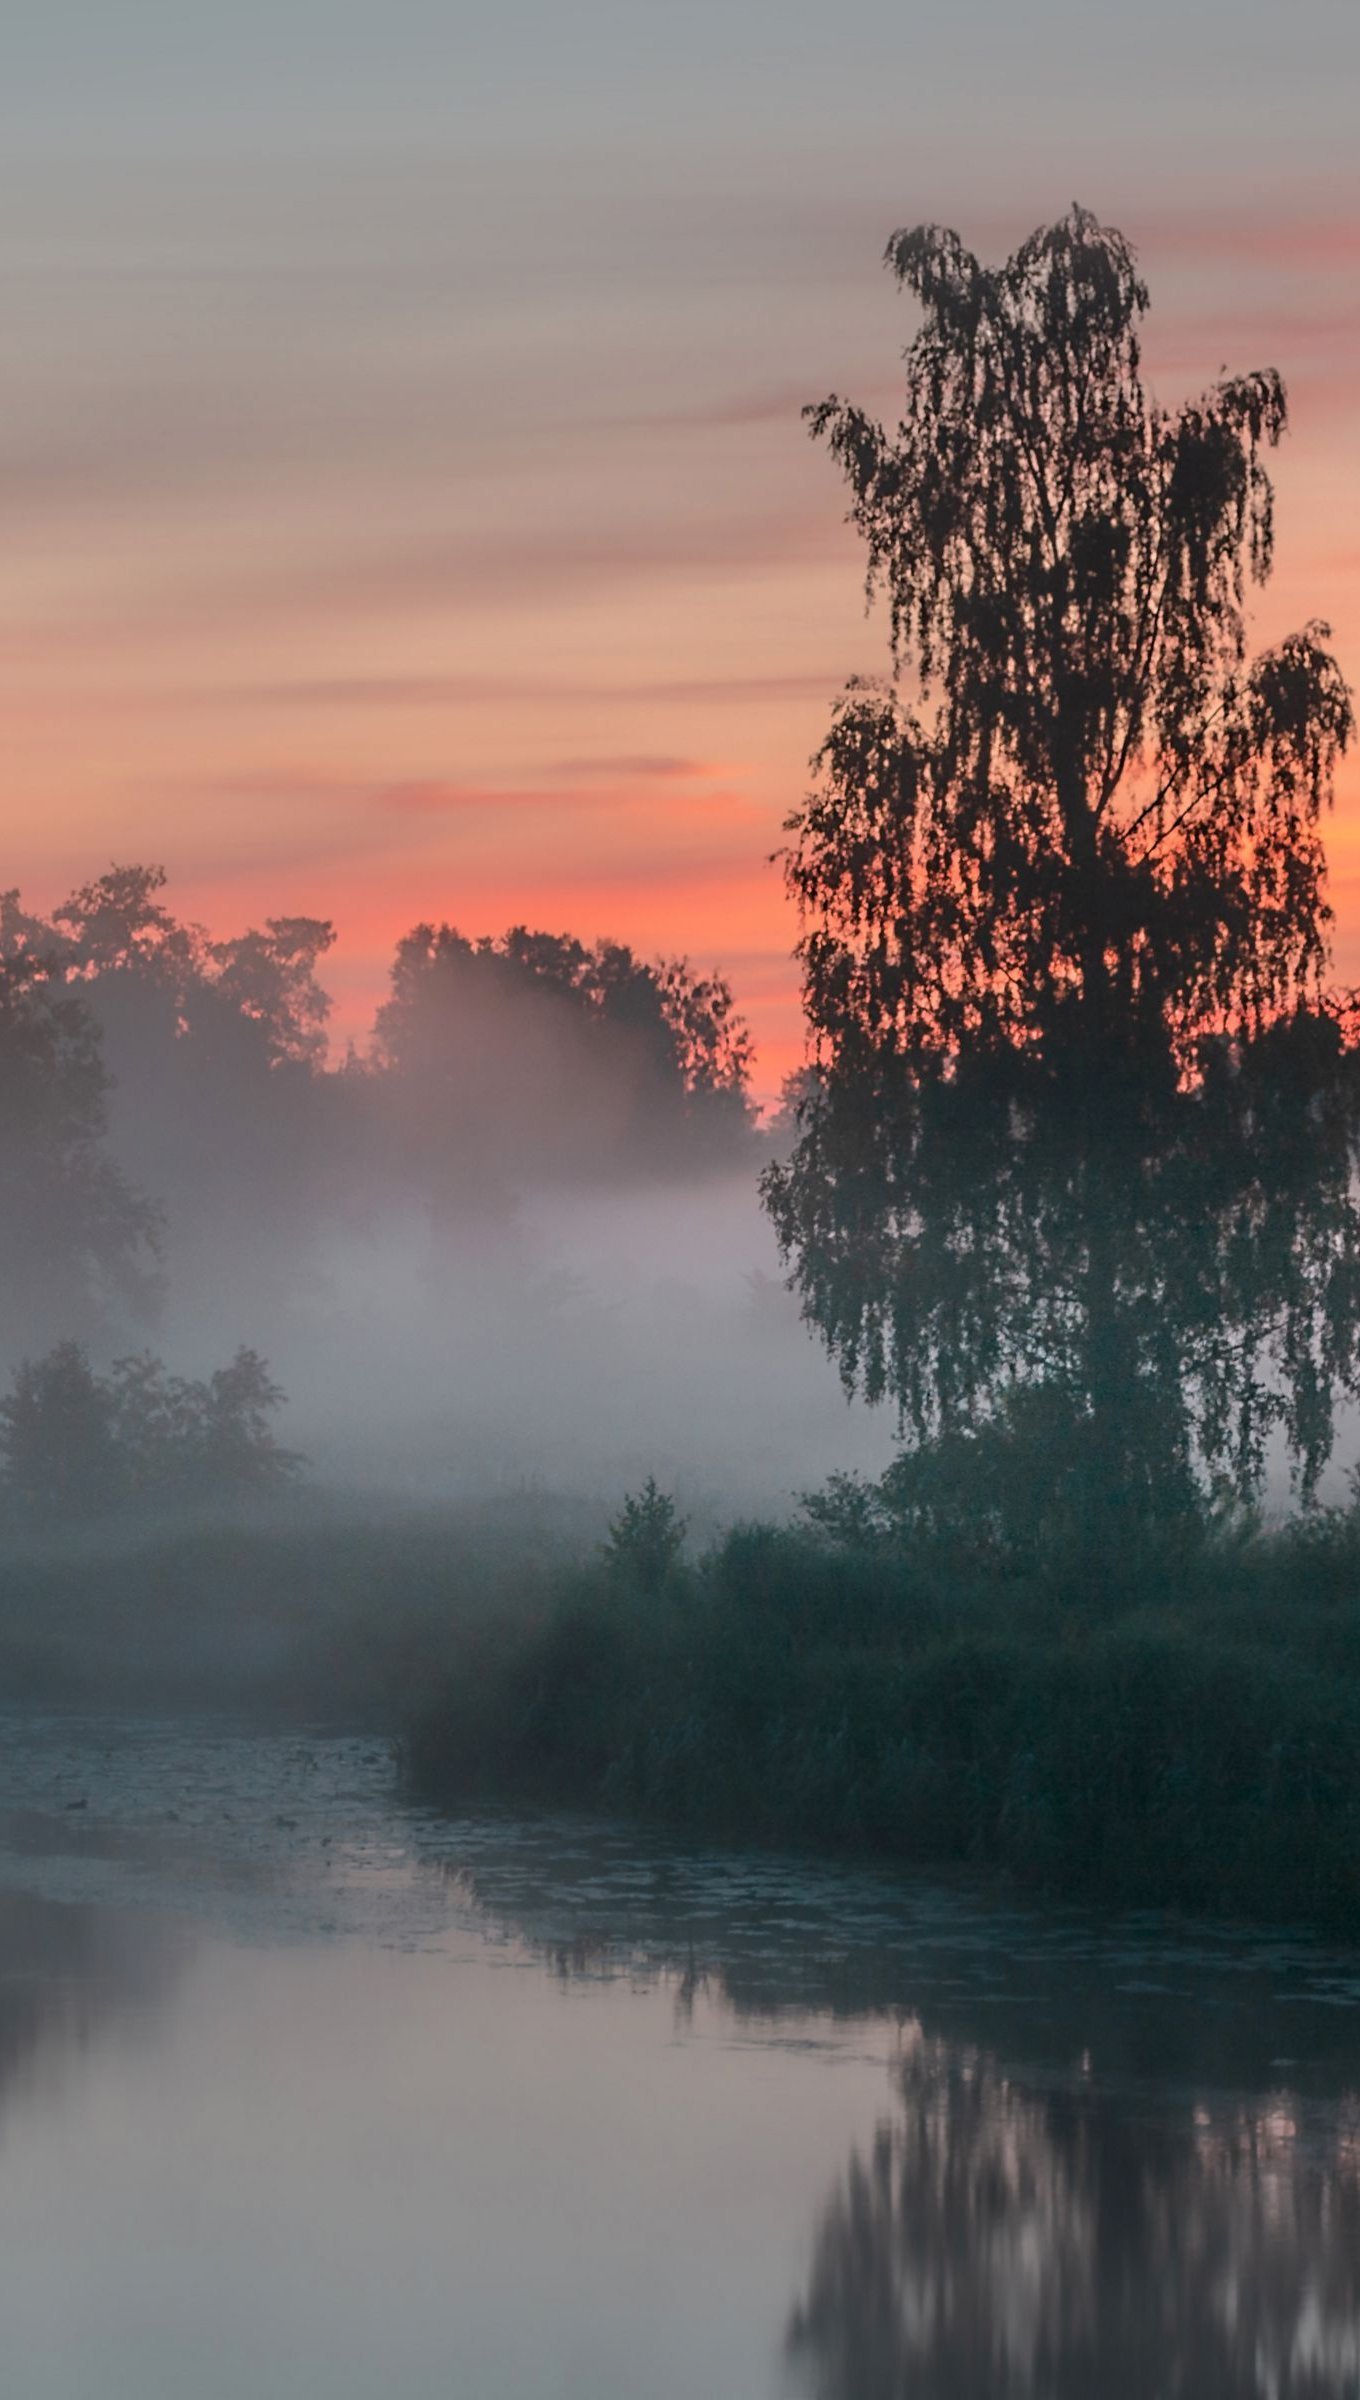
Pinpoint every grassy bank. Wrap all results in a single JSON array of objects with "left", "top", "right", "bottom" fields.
[
  {"left": 10, "top": 1468, "right": 1360, "bottom": 1936},
  {"left": 402, "top": 1503, "right": 1360, "bottom": 1933},
  {"left": 0, "top": 1490, "right": 595, "bottom": 1721}
]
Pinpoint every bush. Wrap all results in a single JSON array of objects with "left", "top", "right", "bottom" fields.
[
  {"left": 0, "top": 1342, "right": 301, "bottom": 1526},
  {"left": 404, "top": 1479, "right": 1360, "bottom": 1936},
  {"left": 602, "top": 1479, "right": 687, "bottom": 1593}
]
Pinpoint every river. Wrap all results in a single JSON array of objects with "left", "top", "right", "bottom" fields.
[{"left": 0, "top": 1712, "right": 1356, "bottom": 2396}]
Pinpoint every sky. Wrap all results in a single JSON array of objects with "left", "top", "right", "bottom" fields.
[{"left": 4, "top": 0, "right": 1358, "bottom": 1094}]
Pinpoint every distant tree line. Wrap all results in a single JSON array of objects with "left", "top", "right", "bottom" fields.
[
  {"left": 369, "top": 919, "right": 753, "bottom": 1226},
  {"left": 0, "top": 862, "right": 757, "bottom": 1350}
]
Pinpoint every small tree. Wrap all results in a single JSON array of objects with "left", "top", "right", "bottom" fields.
[
  {"left": 193, "top": 1348, "right": 303, "bottom": 1496},
  {"left": 0, "top": 1343, "right": 123, "bottom": 1520},
  {"left": 603, "top": 1479, "right": 688, "bottom": 1593},
  {"left": 110, "top": 1347, "right": 302, "bottom": 1505}
]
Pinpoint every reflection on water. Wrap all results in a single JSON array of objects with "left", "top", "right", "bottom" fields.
[
  {"left": 0, "top": 1717, "right": 1357, "bottom": 2396},
  {"left": 0, "top": 1885, "right": 181, "bottom": 2126},
  {"left": 789, "top": 2038, "right": 1360, "bottom": 2398},
  {"left": 445, "top": 1820, "right": 1360, "bottom": 2396}
]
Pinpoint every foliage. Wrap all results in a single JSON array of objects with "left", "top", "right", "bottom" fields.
[
  {"left": 763, "top": 1064, "right": 824, "bottom": 1157},
  {"left": 765, "top": 206, "right": 1356, "bottom": 1508},
  {"left": 6, "top": 864, "right": 342, "bottom": 1304},
  {"left": 370, "top": 921, "right": 753, "bottom": 1203},
  {"left": 51, "top": 865, "right": 336, "bottom": 1064},
  {"left": 0, "top": 1343, "right": 125, "bottom": 1520},
  {"left": 654, "top": 958, "right": 755, "bottom": 1104},
  {"left": 405, "top": 1484, "right": 1360, "bottom": 1934},
  {"left": 603, "top": 1478, "right": 688, "bottom": 1592},
  {"left": 0, "top": 1342, "right": 301, "bottom": 1523},
  {"left": 207, "top": 918, "right": 336, "bottom": 1068},
  {"left": 0, "top": 948, "right": 159, "bottom": 1340},
  {"left": 51, "top": 863, "right": 204, "bottom": 990}
]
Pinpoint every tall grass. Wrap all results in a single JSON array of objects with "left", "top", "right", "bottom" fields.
[{"left": 403, "top": 1499, "right": 1360, "bottom": 1932}]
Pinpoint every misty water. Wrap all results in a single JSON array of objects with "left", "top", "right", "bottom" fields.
[{"left": 0, "top": 1717, "right": 1358, "bottom": 2397}]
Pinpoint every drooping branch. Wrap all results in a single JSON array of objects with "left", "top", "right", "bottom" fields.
[{"left": 765, "top": 207, "right": 1358, "bottom": 1498}]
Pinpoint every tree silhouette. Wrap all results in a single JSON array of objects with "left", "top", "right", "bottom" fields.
[
  {"left": 603, "top": 1478, "right": 688, "bottom": 1592},
  {"left": 764, "top": 208, "right": 1356, "bottom": 1513},
  {"left": 37, "top": 865, "right": 340, "bottom": 1305},
  {"left": 371, "top": 921, "right": 753, "bottom": 1226},
  {"left": 0, "top": 947, "right": 159, "bottom": 1346},
  {"left": 207, "top": 916, "right": 335, "bottom": 1069},
  {"left": 0, "top": 1342, "right": 123, "bottom": 1519},
  {"left": 0, "top": 1341, "right": 301, "bottom": 1522},
  {"left": 52, "top": 865, "right": 334, "bottom": 1070}
]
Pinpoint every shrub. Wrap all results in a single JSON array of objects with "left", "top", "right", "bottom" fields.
[
  {"left": 602, "top": 1479, "right": 687, "bottom": 1593},
  {"left": 405, "top": 1472, "right": 1360, "bottom": 1936},
  {"left": 0, "top": 1342, "right": 301, "bottom": 1524}
]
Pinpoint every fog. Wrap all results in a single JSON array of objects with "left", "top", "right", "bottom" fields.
[
  {"left": 0, "top": 863, "right": 895, "bottom": 1536},
  {"left": 158, "top": 1175, "right": 898, "bottom": 1521},
  {"left": 2, "top": 855, "right": 1342, "bottom": 1560}
]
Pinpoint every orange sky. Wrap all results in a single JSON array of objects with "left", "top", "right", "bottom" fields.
[{"left": 5, "top": 22, "right": 1358, "bottom": 1099}]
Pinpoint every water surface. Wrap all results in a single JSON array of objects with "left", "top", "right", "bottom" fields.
[{"left": 0, "top": 1714, "right": 1356, "bottom": 2396}]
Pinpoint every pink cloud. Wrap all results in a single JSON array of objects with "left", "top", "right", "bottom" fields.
[{"left": 545, "top": 755, "right": 712, "bottom": 782}]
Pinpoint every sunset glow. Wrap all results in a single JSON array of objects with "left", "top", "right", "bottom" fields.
[{"left": 6, "top": 8, "right": 1357, "bottom": 1098}]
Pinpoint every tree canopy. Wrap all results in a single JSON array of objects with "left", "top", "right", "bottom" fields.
[
  {"left": 0, "top": 1341, "right": 300, "bottom": 1523},
  {"left": 370, "top": 921, "right": 754, "bottom": 1217},
  {"left": 0, "top": 858, "right": 758, "bottom": 1367},
  {"left": 765, "top": 207, "right": 1357, "bottom": 1505},
  {"left": 0, "top": 947, "right": 158, "bottom": 1345}
]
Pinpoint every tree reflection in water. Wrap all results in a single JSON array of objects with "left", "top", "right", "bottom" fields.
[
  {"left": 0, "top": 1883, "right": 182, "bottom": 2133},
  {"left": 436, "top": 1814, "right": 1360, "bottom": 2394},
  {"left": 787, "top": 2031, "right": 1360, "bottom": 2399}
]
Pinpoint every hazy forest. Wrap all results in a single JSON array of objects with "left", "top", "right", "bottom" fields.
[
  {"left": 0, "top": 861, "right": 805, "bottom": 1499},
  {"left": 9, "top": 207, "right": 1360, "bottom": 1931}
]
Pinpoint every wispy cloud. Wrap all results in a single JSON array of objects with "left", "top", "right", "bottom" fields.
[
  {"left": 226, "top": 669, "right": 852, "bottom": 712},
  {"left": 7, "top": 56, "right": 1358, "bottom": 1077},
  {"left": 544, "top": 755, "right": 711, "bottom": 781},
  {"left": 1140, "top": 209, "right": 1360, "bottom": 273}
]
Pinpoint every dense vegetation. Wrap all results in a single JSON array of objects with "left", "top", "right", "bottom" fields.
[
  {"left": 402, "top": 212, "right": 1360, "bottom": 1934},
  {"left": 8, "top": 1427, "right": 1360, "bottom": 1934},
  {"left": 404, "top": 1466, "right": 1360, "bottom": 1933},
  {"left": 392, "top": 212, "right": 1360, "bottom": 1932}
]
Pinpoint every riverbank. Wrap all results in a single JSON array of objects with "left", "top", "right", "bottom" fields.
[
  {"left": 7, "top": 1482, "right": 1360, "bottom": 1935},
  {"left": 403, "top": 1505, "right": 1360, "bottom": 1934}
]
